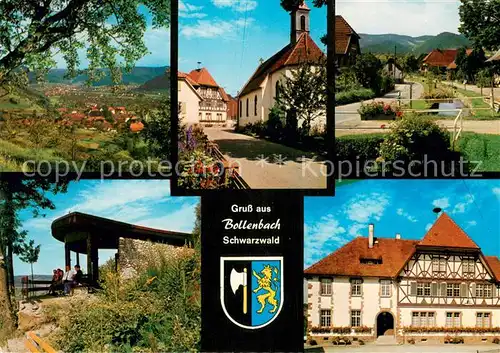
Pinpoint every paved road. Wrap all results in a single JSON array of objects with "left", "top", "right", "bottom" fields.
[
  {"left": 204, "top": 128, "right": 327, "bottom": 189},
  {"left": 335, "top": 119, "right": 500, "bottom": 136},
  {"left": 306, "top": 344, "right": 500, "bottom": 353},
  {"left": 336, "top": 82, "right": 425, "bottom": 126}
]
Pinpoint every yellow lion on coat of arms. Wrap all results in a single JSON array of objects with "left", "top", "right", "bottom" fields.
[{"left": 252, "top": 264, "right": 279, "bottom": 314}]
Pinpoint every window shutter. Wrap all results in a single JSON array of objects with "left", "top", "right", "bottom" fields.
[
  {"left": 410, "top": 282, "right": 417, "bottom": 296},
  {"left": 471, "top": 283, "right": 476, "bottom": 297},
  {"left": 431, "top": 282, "right": 438, "bottom": 296},
  {"left": 461, "top": 283, "right": 468, "bottom": 297},
  {"left": 440, "top": 282, "right": 447, "bottom": 297}
]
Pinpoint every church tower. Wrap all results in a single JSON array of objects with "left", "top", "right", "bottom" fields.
[{"left": 290, "top": 1, "right": 310, "bottom": 45}]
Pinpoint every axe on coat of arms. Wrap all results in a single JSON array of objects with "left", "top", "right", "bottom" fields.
[{"left": 230, "top": 267, "right": 247, "bottom": 314}]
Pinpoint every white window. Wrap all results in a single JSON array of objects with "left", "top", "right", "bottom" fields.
[
  {"left": 462, "top": 259, "right": 475, "bottom": 274},
  {"left": 412, "top": 312, "right": 435, "bottom": 327},
  {"left": 447, "top": 283, "right": 460, "bottom": 297},
  {"left": 446, "top": 312, "right": 461, "bottom": 328},
  {"left": 476, "top": 284, "right": 492, "bottom": 298},
  {"left": 351, "top": 310, "right": 361, "bottom": 327},
  {"left": 320, "top": 309, "right": 331, "bottom": 327},
  {"left": 432, "top": 257, "right": 446, "bottom": 273},
  {"left": 320, "top": 279, "right": 332, "bottom": 296},
  {"left": 417, "top": 283, "right": 431, "bottom": 296},
  {"left": 380, "top": 280, "right": 391, "bottom": 297},
  {"left": 351, "top": 279, "right": 362, "bottom": 296},
  {"left": 476, "top": 313, "right": 491, "bottom": 328}
]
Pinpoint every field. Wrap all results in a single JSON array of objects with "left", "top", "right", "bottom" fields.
[{"left": 0, "top": 83, "right": 168, "bottom": 172}]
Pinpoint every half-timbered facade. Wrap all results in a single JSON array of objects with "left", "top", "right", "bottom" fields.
[{"left": 305, "top": 213, "right": 500, "bottom": 341}]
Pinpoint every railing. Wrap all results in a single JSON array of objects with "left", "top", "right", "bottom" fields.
[
  {"left": 452, "top": 109, "right": 464, "bottom": 150},
  {"left": 206, "top": 142, "right": 250, "bottom": 189}
]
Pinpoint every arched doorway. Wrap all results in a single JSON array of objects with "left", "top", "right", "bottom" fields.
[{"left": 376, "top": 312, "right": 394, "bottom": 337}]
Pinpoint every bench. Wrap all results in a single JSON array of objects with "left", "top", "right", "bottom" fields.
[
  {"left": 21, "top": 275, "right": 94, "bottom": 299},
  {"left": 24, "top": 331, "right": 57, "bottom": 353}
]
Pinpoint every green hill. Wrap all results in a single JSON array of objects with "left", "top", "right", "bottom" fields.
[
  {"left": 138, "top": 71, "right": 170, "bottom": 91},
  {"left": 29, "top": 66, "right": 169, "bottom": 86},
  {"left": 360, "top": 32, "right": 472, "bottom": 54}
]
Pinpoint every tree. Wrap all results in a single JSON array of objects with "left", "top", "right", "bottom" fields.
[
  {"left": 401, "top": 54, "right": 420, "bottom": 77},
  {"left": 459, "top": 0, "right": 500, "bottom": 51},
  {"left": 0, "top": 176, "right": 69, "bottom": 332},
  {"left": 143, "top": 98, "right": 173, "bottom": 160},
  {"left": 352, "top": 53, "right": 384, "bottom": 94},
  {"left": 455, "top": 47, "right": 487, "bottom": 83},
  {"left": 476, "top": 68, "right": 493, "bottom": 96},
  {"left": 275, "top": 60, "right": 327, "bottom": 136},
  {"left": 280, "top": 0, "right": 326, "bottom": 12},
  {"left": 19, "top": 240, "right": 41, "bottom": 284},
  {"left": 0, "top": 0, "right": 171, "bottom": 85}
]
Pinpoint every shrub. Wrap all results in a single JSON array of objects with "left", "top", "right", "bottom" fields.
[
  {"left": 336, "top": 134, "right": 385, "bottom": 162},
  {"left": 308, "top": 339, "right": 317, "bottom": 346},
  {"left": 9, "top": 97, "right": 19, "bottom": 105},
  {"left": 51, "top": 248, "right": 200, "bottom": 353},
  {"left": 378, "top": 114, "right": 452, "bottom": 168},
  {"left": 336, "top": 88, "right": 375, "bottom": 106},
  {"left": 408, "top": 338, "right": 415, "bottom": 344},
  {"left": 381, "top": 74, "right": 395, "bottom": 94},
  {"left": 358, "top": 101, "right": 402, "bottom": 120},
  {"left": 493, "top": 337, "right": 500, "bottom": 344},
  {"left": 353, "top": 326, "right": 372, "bottom": 334}
]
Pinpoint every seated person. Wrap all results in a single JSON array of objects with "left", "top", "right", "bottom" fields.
[
  {"left": 73, "top": 265, "right": 83, "bottom": 286},
  {"left": 62, "top": 265, "right": 76, "bottom": 295},
  {"left": 48, "top": 269, "right": 59, "bottom": 295}
]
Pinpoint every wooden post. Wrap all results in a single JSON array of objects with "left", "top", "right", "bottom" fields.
[
  {"left": 76, "top": 252, "right": 80, "bottom": 267},
  {"left": 64, "top": 241, "right": 71, "bottom": 269},
  {"left": 91, "top": 244, "right": 99, "bottom": 283},
  {"left": 86, "top": 236, "right": 92, "bottom": 282},
  {"left": 491, "top": 77, "right": 495, "bottom": 111},
  {"left": 409, "top": 83, "right": 413, "bottom": 109}
]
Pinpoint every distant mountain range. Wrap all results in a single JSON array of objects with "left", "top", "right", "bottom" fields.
[
  {"left": 139, "top": 69, "right": 170, "bottom": 91},
  {"left": 359, "top": 32, "right": 472, "bottom": 54},
  {"left": 29, "top": 66, "right": 169, "bottom": 86}
]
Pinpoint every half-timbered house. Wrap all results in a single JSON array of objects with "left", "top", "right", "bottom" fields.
[{"left": 304, "top": 213, "right": 500, "bottom": 343}]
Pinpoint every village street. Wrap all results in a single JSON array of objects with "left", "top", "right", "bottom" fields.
[
  {"left": 441, "top": 80, "right": 500, "bottom": 101},
  {"left": 335, "top": 81, "right": 500, "bottom": 136},
  {"left": 204, "top": 128, "right": 327, "bottom": 189},
  {"left": 335, "top": 82, "right": 425, "bottom": 126}
]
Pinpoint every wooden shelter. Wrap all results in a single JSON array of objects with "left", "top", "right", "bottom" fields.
[{"left": 51, "top": 212, "right": 192, "bottom": 284}]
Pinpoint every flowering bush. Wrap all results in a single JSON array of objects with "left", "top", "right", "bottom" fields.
[
  {"left": 178, "top": 125, "right": 233, "bottom": 189},
  {"left": 353, "top": 326, "right": 372, "bottom": 334},
  {"left": 403, "top": 326, "right": 500, "bottom": 334},
  {"left": 358, "top": 101, "right": 402, "bottom": 120}
]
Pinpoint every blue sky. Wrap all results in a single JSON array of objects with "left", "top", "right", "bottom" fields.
[
  {"left": 336, "top": 0, "right": 461, "bottom": 37},
  {"left": 14, "top": 180, "right": 199, "bottom": 276},
  {"left": 304, "top": 179, "right": 500, "bottom": 268},
  {"left": 54, "top": 5, "right": 170, "bottom": 69},
  {"left": 179, "top": 0, "right": 327, "bottom": 96}
]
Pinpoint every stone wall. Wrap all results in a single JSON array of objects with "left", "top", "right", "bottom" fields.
[{"left": 118, "top": 238, "right": 193, "bottom": 279}]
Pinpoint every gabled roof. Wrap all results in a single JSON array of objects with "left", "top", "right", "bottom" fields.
[
  {"left": 187, "top": 67, "right": 219, "bottom": 87},
  {"left": 304, "top": 237, "right": 418, "bottom": 278},
  {"left": 178, "top": 71, "right": 203, "bottom": 101},
  {"left": 487, "top": 48, "right": 500, "bottom": 62},
  {"left": 423, "top": 49, "right": 458, "bottom": 67},
  {"left": 418, "top": 212, "right": 479, "bottom": 249},
  {"left": 335, "top": 15, "right": 359, "bottom": 55},
  {"left": 239, "top": 32, "right": 325, "bottom": 96},
  {"left": 484, "top": 256, "right": 500, "bottom": 281}
]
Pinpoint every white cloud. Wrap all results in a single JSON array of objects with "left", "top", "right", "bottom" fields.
[
  {"left": 180, "top": 18, "right": 255, "bottom": 39},
  {"left": 452, "top": 194, "right": 474, "bottom": 214},
  {"left": 425, "top": 223, "right": 433, "bottom": 231},
  {"left": 432, "top": 197, "right": 450, "bottom": 210},
  {"left": 467, "top": 220, "right": 477, "bottom": 227},
  {"left": 396, "top": 208, "right": 417, "bottom": 223},
  {"left": 135, "top": 202, "right": 197, "bottom": 233},
  {"left": 345, "top": 193, "right": 390, "bottom": 223},
  {"left": 212, "top": 0, "right": 257, "bottom": 12},
  {"left": 336, "top": 0, "right": 460, "bottom": 36},
  {"left": 493, "top": 187, "right": 500, "bottom": 197},
  {"left": 179, "top": 1, "right": 207, "bottom": 18},
  {"left": 305, "top": 214, "right": 347, "bottom": 267},
  {"left": 348, "top": 223, "right": 366, "bottom": 237}
]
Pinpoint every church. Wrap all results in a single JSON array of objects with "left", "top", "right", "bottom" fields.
[
  {"left": 237, "top": 1, "right": 326, "bottom": 127},
  {"left": 305, "top": 213, "right": 500, "bottom": 344}
]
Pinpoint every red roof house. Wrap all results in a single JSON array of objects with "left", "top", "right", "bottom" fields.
[
  {"left": 423, "top": 48, "right": 472, "bottom": 69},
  {"left": 305, "top": 213, "right": 499, "bottom": 282}
]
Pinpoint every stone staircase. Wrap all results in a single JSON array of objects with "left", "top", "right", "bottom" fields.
[{"left": 376, "top": 335, "right": 398, "bottom": 345}]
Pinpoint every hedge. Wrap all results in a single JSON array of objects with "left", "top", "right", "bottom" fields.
[
  {"left": 336, "top": 134, "right": 385, "bottom": 162},
  {"left": 336, "top": 88, "right": 376, "bottom": 106}
]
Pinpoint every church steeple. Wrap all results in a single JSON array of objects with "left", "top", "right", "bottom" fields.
[{"left": 290, "top": 1, "right": 310, "bottom": 45}]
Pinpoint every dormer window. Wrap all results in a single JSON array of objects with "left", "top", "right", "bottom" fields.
[
  {"left": 360, "top": 257, "right": 382, "bottom": 265},
  {"left": 462, "top": 259, "right": 475, "bottom": 275}
]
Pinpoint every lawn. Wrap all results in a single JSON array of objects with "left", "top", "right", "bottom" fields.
[{"left": 457, "top": 133, "right": 500, "bottom": 172}]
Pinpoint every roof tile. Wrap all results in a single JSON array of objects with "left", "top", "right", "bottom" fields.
[
  {"left": 485, "top": 256, "right": 500, "bottom": 281},
  {"left": 419, "top": 212, "right": 479, "bottom": 249}
]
